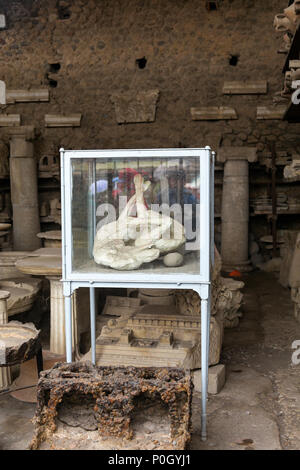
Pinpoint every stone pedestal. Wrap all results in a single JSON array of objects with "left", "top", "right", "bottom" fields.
[
  {"left": 9, "top": 126, "right": 41, "bottom": 251},
  {"left": 15, "top": 250, "right": 79, "bottom": 357},
  {"left": 218, "top": 147, "right": 257, "bottom": 272},
  {"left": 0, "top": 290, "right": 11, "bottom": 390},
  {"left": 0, "top": 251, "right": 31, "bottom": 280},
  {"left": 48, "top": 277, "right": 77, "bottom": 356},
  {"left": 138, "top": 288, "right": 175, "bottom": 306},
  {"left": 37, "top": 230, "right": 62, "bottom": 248}
]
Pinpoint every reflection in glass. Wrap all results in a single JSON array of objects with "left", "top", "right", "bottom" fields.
[{"left": 71, "top": 157, "right": 200, "bottom": 274}]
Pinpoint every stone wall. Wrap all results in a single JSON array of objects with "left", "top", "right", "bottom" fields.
[
  {"left": 0, "top": 0, "right": 299, "bottom": 238},
  {"left": 0, "top": 0, "right": 298, "bottom": 150}
]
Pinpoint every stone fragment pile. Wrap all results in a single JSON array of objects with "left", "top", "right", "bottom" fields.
[{"left": 30, "top": 362, "right": 192, "bottom": 451}]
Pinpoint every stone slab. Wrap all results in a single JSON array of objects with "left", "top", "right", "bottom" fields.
[
  {"left": 0, "top": 80, "right": 5, "bottom": 104},
  {"left": 6, "top": 89, "right": 49, "bottom": 104},
  {"left": 45, "top": 114, "right": 82, "bottom": 127},
  {"left": 0, "top": 115, "right": 21, "bottom": 127},
  {"left": 193, "top": 364, "right": 226, "bottom": 395},
  {"left": 0, "top": 14, "right": 5, "bottom": 29},
  {"left": 191, "top": 106, "right": 237, "bottom": 120},
  {"left": 257, "top": 106, "right": 287, "bottom": 120},
  {"left": 16, "top": 255, "right": 62, "bottom": 277},
  {"left": 30, "top": 247, "right": 62, "bottom": 257},
  {"left": 223, "top": 81, "right": 268, "bottom": 95}
]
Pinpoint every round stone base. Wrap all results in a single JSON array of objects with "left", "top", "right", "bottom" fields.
[{"left": 222, "top": 260, "right": 253, "bottom": 273}]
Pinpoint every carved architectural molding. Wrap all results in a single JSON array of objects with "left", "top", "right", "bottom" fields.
[
  {"left": 111, "top": 89, "right": 160, "bottom": 124},
  {"left": 45, "top": 114, "right": 82, "bottom": 127},
  {"left": 191, "top": 106, "right": 238, "bottom": 120},
  {"left": 0, "top": 115, "right": 21, "bottom": 127},
  {"left": 6, "top": 88, "right": 49, "bottom": 104},
  {"left": 0, "top": 80, "right": 5, "bottom": 104}
]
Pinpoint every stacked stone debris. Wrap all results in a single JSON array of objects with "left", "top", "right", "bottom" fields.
[{"left": 30, "top": 361, "right": 193, "bottom": 450}]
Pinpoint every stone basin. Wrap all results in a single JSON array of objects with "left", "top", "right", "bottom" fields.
[
  {"left": 0, "top": 251, "right": 31, "bottom": 280},
  {"left": 36, "top": 231, "right": 61, "bottom": 248},
  {"left": 0, "top": 278, "right": 42, "bottom": 316},
  {"left": 0, "top": 321, "right": 41, "bottom": 366}
]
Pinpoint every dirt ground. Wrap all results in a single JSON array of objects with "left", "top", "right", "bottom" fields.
[
  {"left": 192, "top": 271, "right": 300, "bottom": 450},
  {"left": 0, "top": 271, "right": 299, "bottom": 451}
]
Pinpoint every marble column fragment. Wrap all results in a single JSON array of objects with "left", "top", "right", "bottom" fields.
[
  {"left": 218, "top": 147, "right": 257, "bottom": 272},
  {"left": 9, "top": 126, "right": 41, "bottom": 251},
  {"left": 48, "top": 277, "right": 77, "bottom": 356}
]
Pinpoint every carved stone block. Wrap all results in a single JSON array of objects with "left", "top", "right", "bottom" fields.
[
  {"left": 193, "top": 364, "right": 226, "bottom": 395},
  {"left": 96, "top": 304, "right": 223, "bottom": 368},
  {"left": 111, "top": 89, "right": 159, "bottom": 124}
]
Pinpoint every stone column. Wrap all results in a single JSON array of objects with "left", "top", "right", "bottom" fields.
[
  {"left": 48, "top": 277, "right": 78, "bottom": 356},
  {"left": 218, "top": 147, "right": 257, "bottom": 272},
  {"left": 9, "top": 126, "right": 41, "bottom": 251},
  {"left": 0, "top": 290, "right": 12, "bottom": 390}
]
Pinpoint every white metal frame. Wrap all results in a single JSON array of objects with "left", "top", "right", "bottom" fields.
[{"left": 60, "top": 147, "right": 215, "bottom": 440}]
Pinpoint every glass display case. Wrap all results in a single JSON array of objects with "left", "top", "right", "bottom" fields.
[{"left": 61, "top": 148, "right": 214, "bottom": 285}]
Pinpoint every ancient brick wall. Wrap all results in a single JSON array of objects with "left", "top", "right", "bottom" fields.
[
  {"left": 0, "top": 0, "right": 298, "bottom": 153},
  {"left": 0, "top": 0, "right": 299, "bottom": 239}
]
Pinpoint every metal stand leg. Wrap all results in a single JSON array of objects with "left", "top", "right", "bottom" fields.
[
  {"left": 89, "top": 287, "right": 96, "bottom": 365},
  {"left": 64, "top": 294, "right": 73, "bottom": 363},
  {"left": 201, "top": 297, "right": 209, "bottom": 441},
  {"left": 206, "top": 292, "right": 211, "bottom": 376},
  {"left": 36, "top": 347, "right": 43, "bottom": 377}
]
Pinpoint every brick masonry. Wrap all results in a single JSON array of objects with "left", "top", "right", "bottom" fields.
[{"left": 0, "top": 0, "right": 299, "bottom": 238}]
